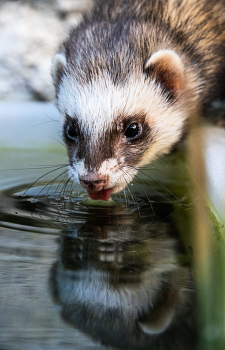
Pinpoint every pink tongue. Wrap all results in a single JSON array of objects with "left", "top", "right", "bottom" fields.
[{"left": 88, "top": 188, "right": 112, "bottom": 201}]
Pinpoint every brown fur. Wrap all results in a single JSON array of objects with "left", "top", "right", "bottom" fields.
[{"left": 52, "top": 0, "right": 225, "bottom": 194}]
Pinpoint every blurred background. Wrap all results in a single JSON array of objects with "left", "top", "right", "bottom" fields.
[{"left": 0, "top": 0, "right": 93, "bottom": 102}]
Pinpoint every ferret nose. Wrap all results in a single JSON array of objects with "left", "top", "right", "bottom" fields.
[{"left": 79, "top": 178, "right": 108, "bottom": 191}]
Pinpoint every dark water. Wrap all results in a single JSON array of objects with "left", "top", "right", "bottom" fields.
[
  {"left": 0, "top": 144, "right": 197, "bottom": 350},
  {"left": 0, "top": 102, "right": 198, "bottom": 350}
]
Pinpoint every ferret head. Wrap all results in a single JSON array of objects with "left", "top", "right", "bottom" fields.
[{"left": 52, "top": 25, "right": 191, "bottom": 200}]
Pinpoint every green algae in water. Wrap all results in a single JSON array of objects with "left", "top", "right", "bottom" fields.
[{"left": 81, "top": 197, "right": 117, "bottom": 207}]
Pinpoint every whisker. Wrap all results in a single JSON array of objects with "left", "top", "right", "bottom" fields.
[
  {"left": 40, "top": 109, "right": 61, "bottom": 125},
  {"left": 0, "top": 164, "right": 67, "bottom": 172},
  {"left": 32, "top": 164, "right": 67, "bottom": 168},
  {"left": 23, "top": 165, "right": 68, "bottom": 196},
  {"left": 121, "top": 168, "right": 155, "bottom": 217},
  {"left": 135, "top": 167, "right": 157, "bottom": 170},
  {"left": 47, "top": 137, "right": 67, "bottom": 149},
  {"left": 33, "top": 169, "right": 68, "bottom": 200},
  {"left": 32, "top": 120, "right": 59, "bottom": 128},
  {"left": 46, "top": 171, "right": 68, "bottom": 197},
  {"left": 57, "top": 176, "right": 73, "bottom": 211},
  {"left": 131, "top": 166, "right": 179, "bottom": 201},
  {"left": 54, "top": 173, "right": 68, "bottom": 196},
  {"left": 23, "top": 168, "right": 67, "bottom": 196},
  {"left": 67, "top": 179, "right": 78, "bottom": 200},
  {"left": 61, "top": 177, "right": 72, "bottom": 199},
  {"left": 122, "top": 173, "right": 140, "bottom": 216},
  {"left": 123, "top": 188, "right": 129, "bottom": 208},
  {"left": 134, "top": 173, "right": 176, "bottom": 203},
  {"left": 132, "top": 175, "right": 155, "bottom": 217}
]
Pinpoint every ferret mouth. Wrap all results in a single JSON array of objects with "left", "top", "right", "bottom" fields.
[{"left": 88, "top": 188, "right": 113, "bottom": 201}]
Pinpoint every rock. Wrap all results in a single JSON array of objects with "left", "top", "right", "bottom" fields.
[
  {"left": 0, "top": 0, "right": 93, "bottom": 101},
  {"left": 54, "top": 0, "right": 93, "bottom": 14}
]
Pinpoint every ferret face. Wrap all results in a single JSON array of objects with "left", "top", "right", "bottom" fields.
[{"left": 52, "top": 48, "right": 188, "bottom": 200}]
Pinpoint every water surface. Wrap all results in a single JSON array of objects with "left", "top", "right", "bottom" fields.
[{"left": 0, "top": 102, "right": 196, "bottom": 350}]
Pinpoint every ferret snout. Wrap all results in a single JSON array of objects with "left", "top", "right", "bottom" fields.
[{"left": 79, "top": 177, "right": 108, "bottom": 192}]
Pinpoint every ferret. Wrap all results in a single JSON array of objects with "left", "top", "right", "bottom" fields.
[{"left": 52, "top": 0, "right": 225, "bottom": 201}]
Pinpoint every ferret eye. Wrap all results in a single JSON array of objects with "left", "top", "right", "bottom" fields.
[
  {"left": 125, "top": 123, "right": 141, "bottom": 139},
  {"left": 65, "top": 124, "right": 78, "bottom": 141}
]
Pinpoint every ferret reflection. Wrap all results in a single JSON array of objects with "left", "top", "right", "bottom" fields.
[{"left": 50, "top": 220, "right": 197, "bottom": 350}]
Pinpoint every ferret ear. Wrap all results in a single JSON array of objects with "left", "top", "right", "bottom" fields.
[
  {"left": 52, "top": 52, "right": 67, "bottom": 87},
  {"left": 144, "top": 50, "right": 184, "bottom": 101},
  {"left": 138, "top": 288, "right": 176, "bottom": 335}
]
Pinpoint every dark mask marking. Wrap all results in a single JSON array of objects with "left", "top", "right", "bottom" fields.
[
  {"left": 64, "top": 113, "right": 152, "bottom": 174},
  {"left": 63, "top": 115, "right": 119, "bottom": 172},
  {"left": 117, "top": 113, "right": 153, "bottom": 168}
]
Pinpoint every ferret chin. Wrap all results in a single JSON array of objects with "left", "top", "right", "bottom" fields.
[{"left": 52, "top": 0, "right": 225, "bottom": 200}]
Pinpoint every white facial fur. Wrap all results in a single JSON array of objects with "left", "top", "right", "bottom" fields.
[{"left": 68, "top": 158, "right": 138, "bottom": 194}]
